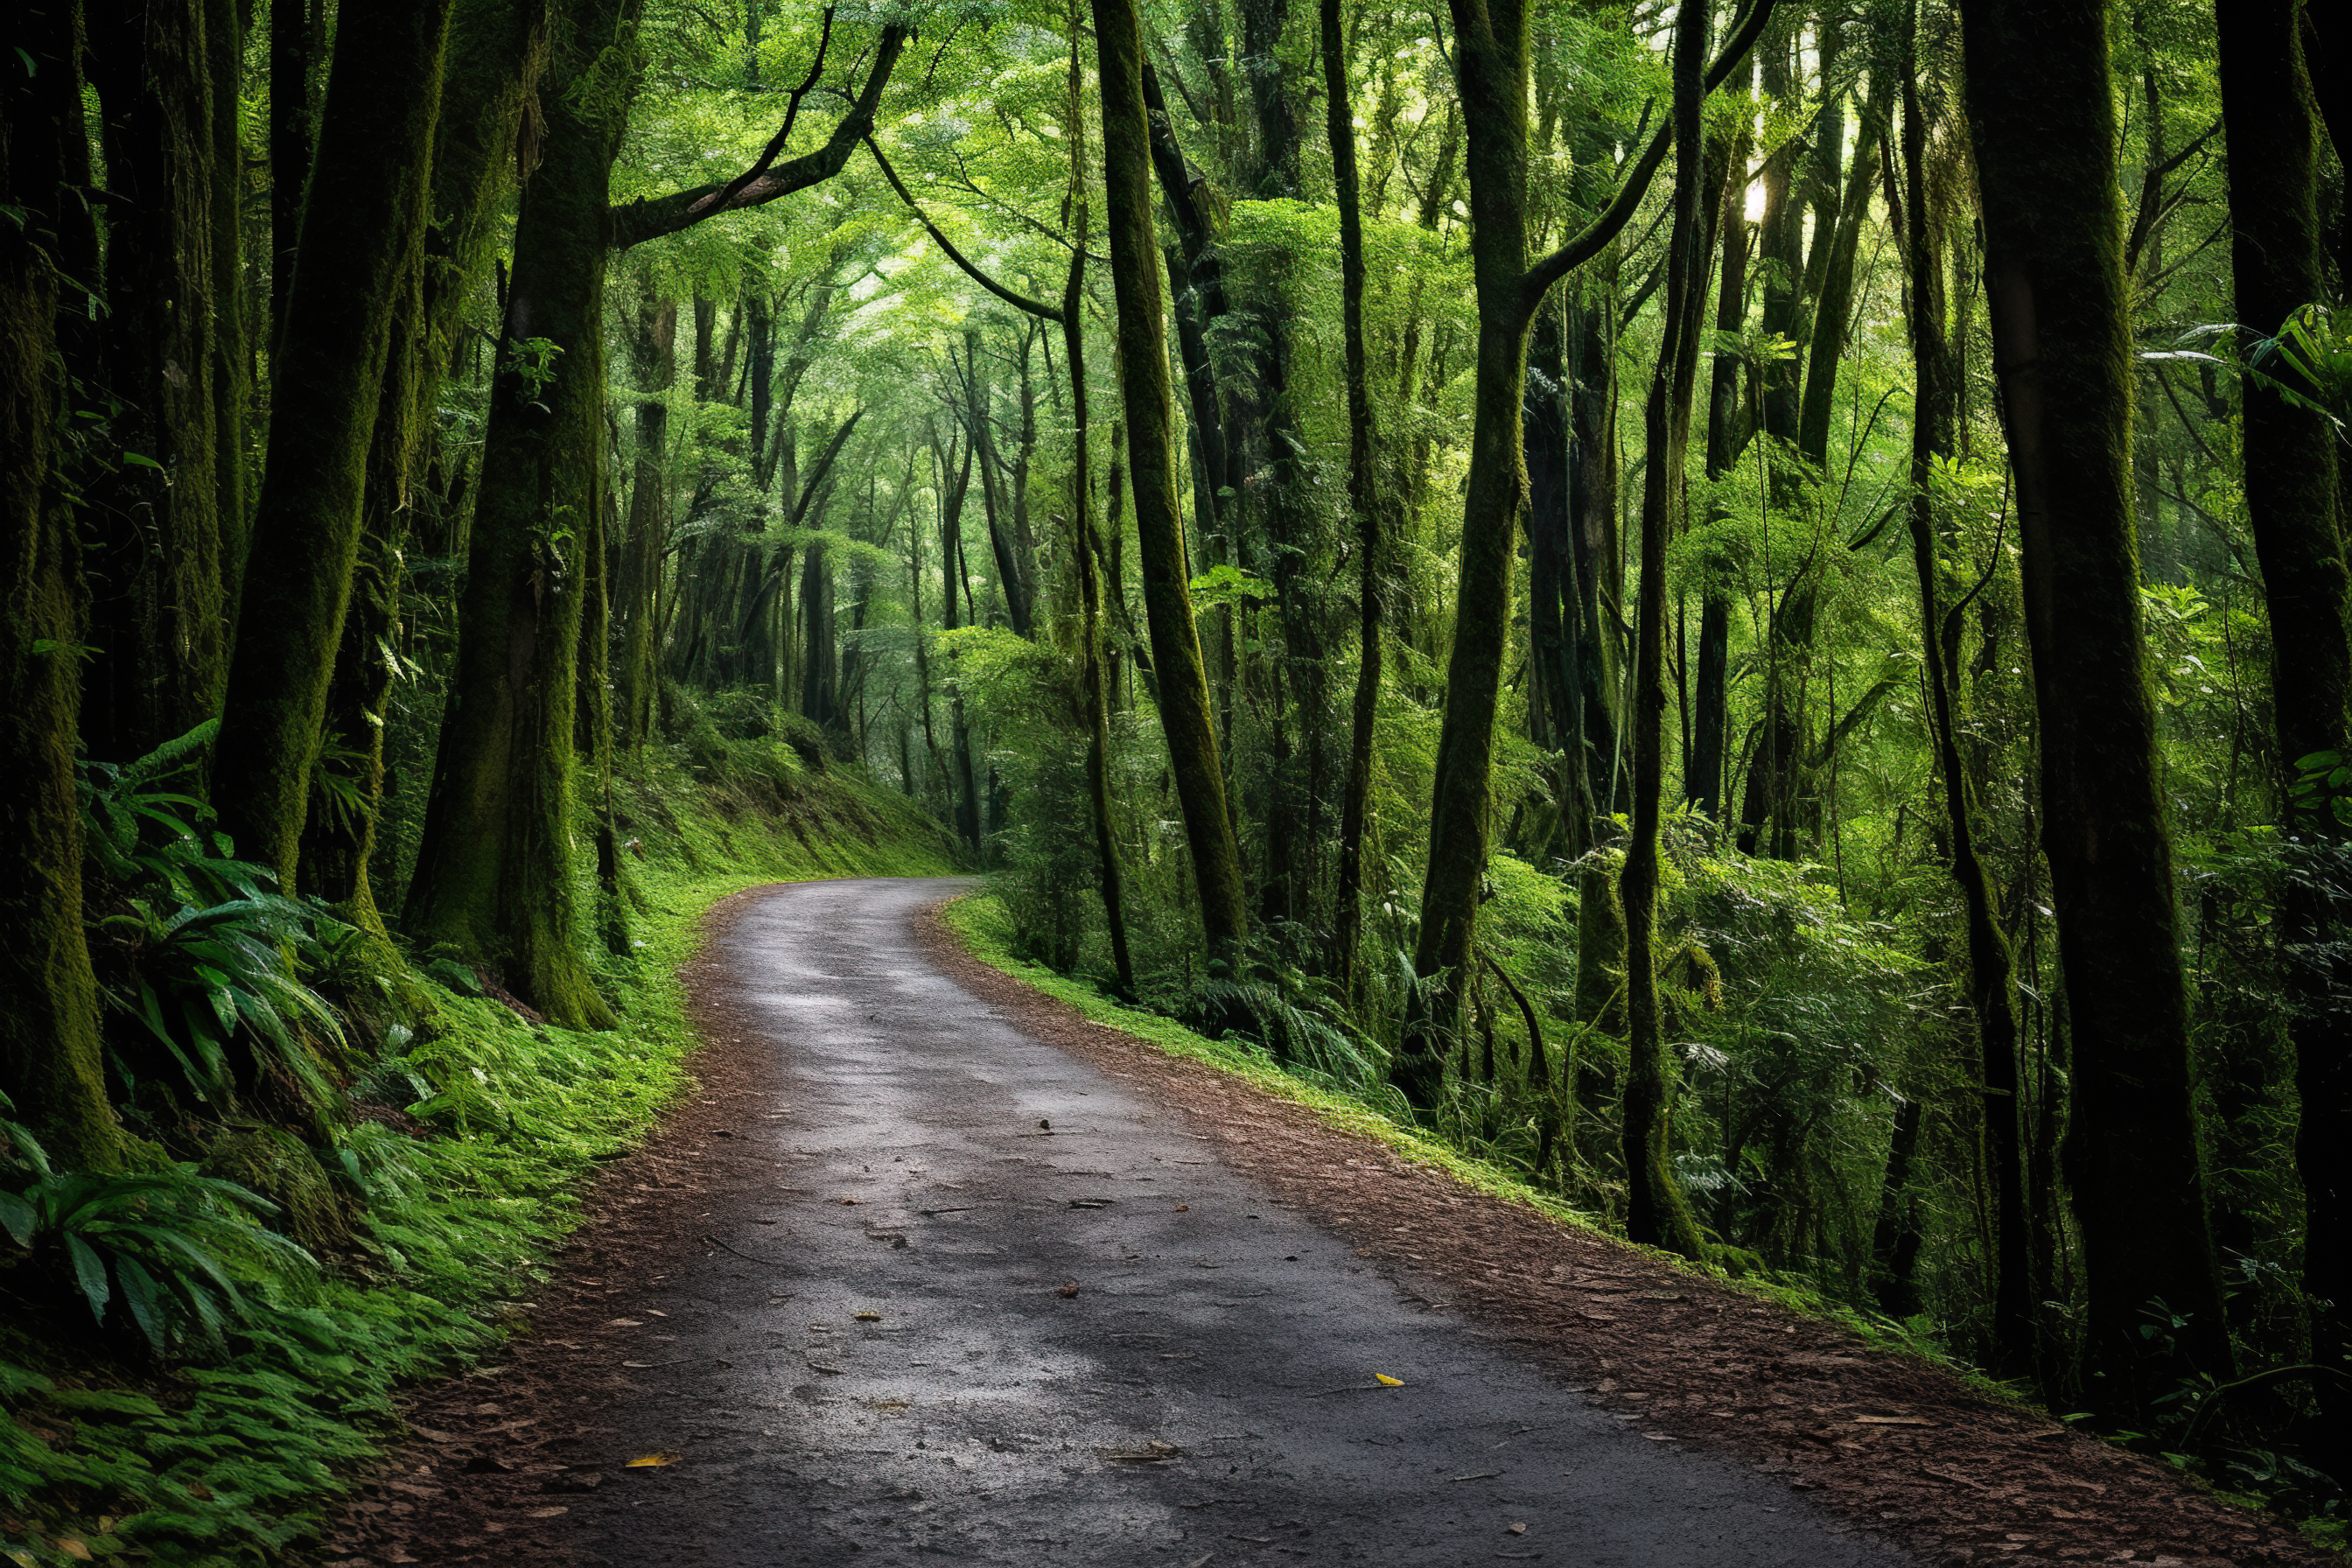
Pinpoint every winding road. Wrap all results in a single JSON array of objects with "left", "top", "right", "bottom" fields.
[{"left": 392, "top": 878, "right": 1915, "bottom": 1566}]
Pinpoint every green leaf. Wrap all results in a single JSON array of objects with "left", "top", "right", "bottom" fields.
[{"left": 65, "top": 1231, "right": 112, "bottom": 1321}]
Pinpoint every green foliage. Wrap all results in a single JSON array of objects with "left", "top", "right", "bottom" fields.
[{"left": 77, "top": 725, "right": 347, "bottom": 1124}]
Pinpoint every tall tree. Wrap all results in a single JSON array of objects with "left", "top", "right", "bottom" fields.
[
  {"left": 403, "top": 0, "right": 644, "bottom": 1026},
  {"left": 1619, "top": 0, "right": 1715, "bottom": 1261},
  {"left": 1900, "top": 0, "right": 2032, "bottom": 1376},
  {"left": 1391, "top": 0, "right": 1774, "bottom": 1111},
  {"left": 1957, "top": 0, "right": 2233, "bottom": 1410},
  {"left": 2216, "top": 0, "right": 2350, "bottom": 1467},
  {"left": 0, "top": 0, "right": 122, "bottom": 1172},
  {"left": 212, "top": 0, "right": 456, "bottom": 882},
  {"left": 1091, "top": 0, "right": 1251, "bottom": 961}
]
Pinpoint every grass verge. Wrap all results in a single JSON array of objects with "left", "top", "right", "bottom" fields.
[{"left": 2, "top": 746, "right": 952, "bottom": 1567}]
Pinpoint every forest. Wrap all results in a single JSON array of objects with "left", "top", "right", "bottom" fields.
[{"left": 2, "top": 0, "right": 2348, "bottom": 1553}]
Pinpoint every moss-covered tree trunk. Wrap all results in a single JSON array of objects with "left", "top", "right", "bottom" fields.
[
  {"left": 1393, "top": 0, "right": 1541, "bottom": 1111},
  {"left": 1092, "top": 0, "right": 1250, "bottom": 962},
  {"left": 301, "top": 0, "right": 555, "bottom": 925},
  {"left": 1957, "top": 0, "right": 2232, "bottom": 1410},
  {"left": 213, "top": 0, "right": 454, "bottom": 881},
  {"left": 1398, "top": 0, "right": 1772, "bottom": 1113},
  {"left": 0, "top": 4, "right": 122, "bottom": 1172},
  {"left": 81, "top": 0, "right": 229, "bottom": 764},
  {"left": 2216, "top": 0, "right": 2350, "bottom": 1468},
  {"left": 1900, "top": 3, "right": 2032, "bottom": 1375},
  {"left": 1327, "top": 0, "right": 1386, "bottom": 1007},
  {"left": 1619, "top": 0, "right": 1712, "bottom": 1261},
  {"left": 616, "top": 272, "right": 674, "bottom": 751},
  {"left": 403, "top": 0, "right": 641, "bottom": 1028}
]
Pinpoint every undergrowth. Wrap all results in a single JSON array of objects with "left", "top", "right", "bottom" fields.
[
  {"left": 2, "top": 732, "right": 954, "bottom": 1567},
  {"left": 939, "top": 892, "right": 2008, "bottom": 1376}
]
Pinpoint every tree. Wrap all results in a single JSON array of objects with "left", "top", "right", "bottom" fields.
[
  {"left": 1090, "top": 0, "right": 1251, "bottom": 962},
  {"left": 211, "top": 0, "right": 456, "bottom": 882},
  {"left": 1392, "top": 0, "right": 1775, "bottom": 1112},
  {"left": 1957, "top": 0, "right": 2232, "bottom": 1410},
  {"left": 2215, "top": 0, "right": 2350, "bottom": 1467}
]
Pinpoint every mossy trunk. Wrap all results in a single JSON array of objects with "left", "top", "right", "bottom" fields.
[
  {"left": 2216, "top": 0, "right": 2350, "bottom": 1469},
  {"left": 1901, "top": 3, "right": 2032, "bottom": 1376},
  {"left": 214, "top": 0, "right": 454, "bottom": 882},
  {"left": 1396, "top": 0, "right": 1540, "bottom": 1112},
  {"left": 0, "top": 11, "right": 123, "bottom": 1171},
  {"left": 1958, "top": 0, "right": 2232, "bottom": 1410},
  {"left": 1619, "top": 0, "right": 1712, "bottom": 1262},
  {"left": 616, "top": 273, "right": 674, "bottom": 751},
  {"left": 1093, "top": 0, "right": 1250, "bottom": 962},
  {"left": 1327, "top": 0, "right": 1385, "bottom": 1007},
  {"left": 82, "top": 0, "right": 229, "bottom": 764},
  {"left": 403, "top": 0, "right": 640, "bottom": 1029},
  {"left": 304, "top": 0, "right": 554, "bottom": 925}
]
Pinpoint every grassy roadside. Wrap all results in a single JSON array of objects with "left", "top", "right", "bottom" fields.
[
  {"left": 938, "top": 891, "right": 1996, "bottom": 1371},
  {"left": 1, "top": 750, "right": 952, "bottom": 1567}
]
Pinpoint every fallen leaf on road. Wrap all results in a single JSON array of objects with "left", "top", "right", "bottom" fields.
[
  {"left": 1452, "top": 1471, "right": 1501, "bottom": 1482},
  {"left": 625, "top": 1453, "right": 681, "bottom": 1467},
  {"left": 1374, "top": 1374, "right": 1404, "bottom": 1387},
  {"left": 1853, "top": 1414, "right": 1936, "bottom": 1426},
  {"left": 605, "top": 1319, "right": 642, "bottom": 1327},
  {"left": 524, "top": 1506, "right": 570, "bottom": 1518},
  {"left": 1507, "top": 1522, "right": 1529, "bottom": 1535},
  {"left": 1174, "top": 1204, "right": 1189, "bottom": 1212},
  {"left": 808, "top": 1361, "right": 844, "bottom": 1375},
  {"left": 854, "top": 1311, "right": 881, "bottom": 1321}
]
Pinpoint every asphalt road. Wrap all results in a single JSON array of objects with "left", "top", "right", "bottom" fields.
[{"left": 553, "top": 877, "right": 1910, "bottom": 1566}]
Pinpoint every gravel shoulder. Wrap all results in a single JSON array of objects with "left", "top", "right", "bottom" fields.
[{"left": 318, "top": 878, "right": 2324, "bottom": 1568}]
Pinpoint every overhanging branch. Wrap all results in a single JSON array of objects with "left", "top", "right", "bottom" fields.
[{"left": 611, "top": 22, "right": 911, "bottom": 250}]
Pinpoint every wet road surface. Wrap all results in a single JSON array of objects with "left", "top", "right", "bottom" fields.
[{"left": 552, "top": 877, "right": 1912, "bottom": 1566}]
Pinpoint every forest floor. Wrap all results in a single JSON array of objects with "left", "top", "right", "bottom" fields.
[{"left": 318, "top": 878, "right": 2330, "bottom": 1567}]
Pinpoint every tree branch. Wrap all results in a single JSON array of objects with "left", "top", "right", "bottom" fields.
[
  {"left": 1519, "top": 0, "right": 1776, "bottom": 311},
  {"left": 611, "top": 22, "right": 910, "bottom": 249},
  {"left": 864, "top": 137, "right": 1063, "bottom": 322}
]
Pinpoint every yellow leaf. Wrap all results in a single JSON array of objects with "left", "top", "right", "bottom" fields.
[
  {"left": 1374, "top": 1374, "right": 1404, "bottom": 1387},
  {"left": 10, "top": 1549, "right": 40, "bottom": 1568},
  {"left": 625, "top": 1452, "right": 681, "bottom": 1467},
  {"left": 853, "top": 1311, "right": 881, "bottom": 1322},
  {"left": 54, "top": 1541, "right": 93, "bottom": 1562}
]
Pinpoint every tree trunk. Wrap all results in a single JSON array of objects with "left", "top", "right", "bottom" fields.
[
  {"left": 1093, "top": 0, "right": 1250, "bottom": 962},
  {"left": 2216, "top": 0, "right": 2350, "bottom": 1472},
  {"left": 0, "top": 10, "right": 122, "bottom": 1170},
  {"left": 214, "top": 0, "right": 455, "bottom": 882},
  {"left": 82, "top": 0, "right": 230, "bottom": 764},
  {"left": 1958, "top": 0, "right": 2232, "bottom": 1410},
  {"left": 403, "top": 0, "right": 642, "bottom": 1028},
  {"left": 1900, "top": 0, "right": 2033, "bottom": 1375},
  {"left": 1620, "top": 0, "right": 1713, "bottom": 1261},
  {"left": 1327, "top": 0, "right": 1383, "bottom": 1005}
]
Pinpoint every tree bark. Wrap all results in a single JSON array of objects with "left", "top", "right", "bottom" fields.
[
  {"left": 1901, "top": 0, "right": 2033, "bottom": 1376},
  {"left": 403, "top": 0, "right": 643, "bottom": 1027},
  {"left": 1092, "top": 0, "right": 1250, "bottom": 962},
  {"left": 2216, "top": 0, "right": 2350, "bottom": 1470},
  {"left": 1620, "top": 0, "right": 1713, "bottom": 1261},
  {"left": 1958, "top": 0, "right": 2232, "bottom": 1410},
  {"left": 0, "top": 6, "right": 122, "bottom": 1171},
  {"left": 214, "top": 0, "right": 455, "bottom": 882}
]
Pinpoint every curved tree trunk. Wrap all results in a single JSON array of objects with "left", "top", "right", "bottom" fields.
[
  {"left": 1620, "top": 0, "right": 1712, "bottom": 1261},
  {"left": 1092, "top": 0, "right": 1250, "bottom": 962}
]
